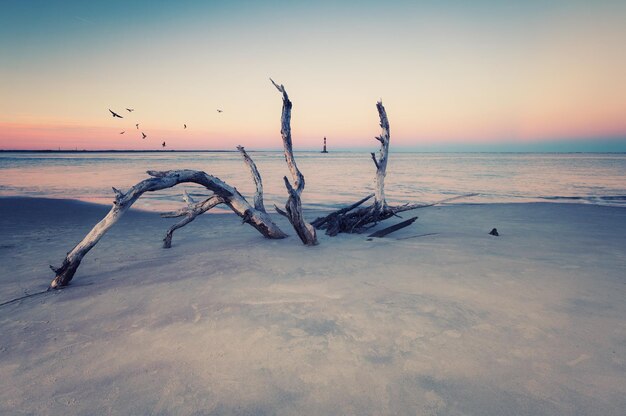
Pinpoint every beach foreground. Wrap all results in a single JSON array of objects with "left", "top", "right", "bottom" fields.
[{"left": 1, "top": 197, "right": 625, "bottom": 415}]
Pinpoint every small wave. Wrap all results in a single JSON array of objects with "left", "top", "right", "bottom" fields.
[{"left": 538, "top": 195, "right": 626, "bottom": 206}]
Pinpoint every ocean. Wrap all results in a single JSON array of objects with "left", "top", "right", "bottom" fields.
[{"left": 1, "top": 151, "right": 625, "bottom": 212}]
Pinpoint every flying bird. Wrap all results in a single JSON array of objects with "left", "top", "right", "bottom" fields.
[
  {"left": 120, "top": 131, "right": 125, "bottom": 134},
  {"left": 126, "top": 108, "right": 134, "bottom": 112},
  {"left": 142, "top": 132, "right": 147, "bottom": 139},
  {"left": 162, "top": 141, "right": 166, "bottom": 148},
  {"left": 184, "top": 124, "right": 187, "bottom": 129},
  {"left": 109, "top": 109, "right": 123, "bottom": 118},
  {"left": 216, "top": 109, "right": 223, "bottom": 113},
  {"left": 136, "top": 123, "right": 139, "bottom": 129}
]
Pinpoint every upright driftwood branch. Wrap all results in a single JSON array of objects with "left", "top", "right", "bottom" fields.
[
  {"left": 309, "top": 100, "right": 397, "bottom": 235},
  {"left": 270, "top": 78, "right": 317, "bottom": 245},
  {"left": 310, "top": 100, "right": 474, "bottom": 236},
  {"left": 49, "top": 169, "right": 287, "bottom": 289},
  {"left": 237, "top": 145, "right": 265, "bottom": 212},
  {"left": 372, "top": 101, "right": 390, "bottom": 209}
]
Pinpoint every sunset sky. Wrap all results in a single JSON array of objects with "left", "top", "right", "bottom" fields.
[{"left": 1, "top": 0, "right": 625, "bottom": 151}]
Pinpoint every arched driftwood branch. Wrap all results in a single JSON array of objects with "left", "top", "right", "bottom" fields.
[
  {"left": 49, "top": 169, "right": 287, "bottom": 289},
  {"left": 161, "top": 145, "right": 269, "bottom": 248},
  {"left": 270, "top": 78, "right": 318, "bottom": 246}
]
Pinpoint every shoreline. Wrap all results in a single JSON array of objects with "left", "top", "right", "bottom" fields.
[
  {"left": 1, "top": 197, "right": 625, "bottom": 414},
  {"left": 2, "top": 149, "right": 626, "bottom": 154},
  {"left": 1, "top": 194, "right": 624, "bottom": 214},
  {"left": 3, "top": 152, "right": 624, "bottom": 211}
]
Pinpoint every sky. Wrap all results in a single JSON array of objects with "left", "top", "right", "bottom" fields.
[{"left": 1, "top": 0, "right": 625, "bottom": 151}]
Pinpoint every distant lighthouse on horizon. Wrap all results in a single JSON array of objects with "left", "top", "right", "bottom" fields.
[{"left": 321, "top": 137, "right": 328, "bottom": 153}]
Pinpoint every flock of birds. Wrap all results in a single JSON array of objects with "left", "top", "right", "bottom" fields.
[{"left": 108, "top": 107, "right": 223, "bottom": 149}]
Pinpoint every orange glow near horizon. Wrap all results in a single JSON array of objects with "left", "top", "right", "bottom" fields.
[
  {"left": 3, "top": 114, "right": 624, "bottom": 151},
  {"left": 1, "top": 2, "right": 625, "bottom": 151}
]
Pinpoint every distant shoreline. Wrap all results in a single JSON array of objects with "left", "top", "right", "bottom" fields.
[
  {"left": 1, "top": 149, "right": 625, "bottom": 154},
  {"left": 0, "top": 149, "right": 238, "bottom": 153}
]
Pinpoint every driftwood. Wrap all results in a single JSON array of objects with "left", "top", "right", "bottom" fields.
[
  {"left": 312, "top": 101, "right": 424, "bottom": 235},
  {"left": 314, "top": 193, "right": 477, "bottom": 236},
  {"left": 237, "top": 145, "right": 266, "bottom": 212},
  {"left": 372, "top": 101, "right": 391, "bottom": 209},
  {"left": 161, "top": 192, "right": 225, "bottom": 248},
  {"left": 49, "top": 81, "right": 324, "bottom": 289},
  {"left": 312, "top": 101, "right": 476, "bottom": 236},
  {"left": 161, "top": 146, "right": 267, "bottom": 248},
  {"left": 367, "top": 216, "right": 418, "bottom": 238},
  {"left": 46, "top": 83, "right": 479, "bottom": 291},
  {"left": 271, "top": 79, "right": 318, "bottom": 245},
  {"left": 49, "top": 169, "right": 287, "bottom": 289},
  {"left": 311, "top": 194, "right": 374, "bottom": 229}
]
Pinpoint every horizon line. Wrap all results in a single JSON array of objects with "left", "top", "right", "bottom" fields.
[{"left": 2, "top": 149, "right": 625, "bottom": 154}]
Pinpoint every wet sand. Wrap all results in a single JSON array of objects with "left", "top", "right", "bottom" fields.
[{"left": 1, "top": 197, "right": 625, "bottom": 415}]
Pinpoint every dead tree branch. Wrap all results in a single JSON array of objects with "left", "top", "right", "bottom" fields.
[
  {"left": 310, "top": 193, "right": 374, "bottom": 229},
  {"left": 49, "top": 169, "right": 287, "bottom": 289},
  {"left": 309, "top": 100, "right": 396, "bottom": 235},
  {"left": 312, "top": 101, "right": 474, "bottom": 236},
  {"left": 372, "top": 101, "right": 390, "bottom": 210},
  {"left": 160, "top": 146, "right": 271, "bottom": 248},
  {"left": 161, "top": 192, "right": 225, "bottom": 248},
  {"left": 367, "top": 216, "right": 418, "bottom": 238},
  {"left": 270, "top": 78, "right": 318, "bottom": 245},
  {"left": 237, "top": 145, "right": 265, "bottom": 212}
]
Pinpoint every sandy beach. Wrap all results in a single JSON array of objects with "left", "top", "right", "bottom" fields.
[
  {"left": 3, "top": 0, "right": 626, "bottom": 414},
  {"left": 0, "top": 197, "right": 624, "bottom": 415}
]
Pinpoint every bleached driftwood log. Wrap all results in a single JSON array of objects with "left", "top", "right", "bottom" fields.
[
  {"left": 49, "top": 169, "right": 287, "bottom": 289},
  {"left": 270, "top": 79, "right": 318, "bottom": 246},
  {"left": 372, "top": 101, "right": 390, "bottom": 210},
  {"left": 161, "top": 145, "right": 268, "bottom": 248}
]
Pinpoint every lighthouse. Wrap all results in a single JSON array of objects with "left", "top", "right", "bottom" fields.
[{"left": 321, "top": 137, "right": 328, "bottom": 153}]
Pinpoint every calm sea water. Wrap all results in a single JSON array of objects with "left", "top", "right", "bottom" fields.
[{"left": 0, "top": 151, "right": 625, "bottom": 212}]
